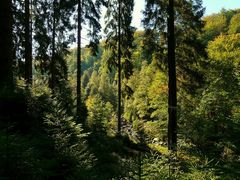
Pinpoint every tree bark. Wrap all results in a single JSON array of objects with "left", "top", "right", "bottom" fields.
[
  {"left": 167, "top": 0, "right": 177, "bottom": 151},
  {"left": 117, "top": 0, "right": 122, "bottom": 134},
  {"left": 25, "top": 0, "right": 32, "bottom": 86},
  {"left": 77, "top": 0, "right": 82, "bottom": 122},
  {"left": 50, "top": 0, "right": 57, "bottom": 89},
  {"left": 0, "top": 0, "right": 13, "bottom": 90}
]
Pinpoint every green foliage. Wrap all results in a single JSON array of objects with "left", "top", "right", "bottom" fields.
[
  {"left": 182, "top": 162, "right": 217, "bottom": 180},
  {"left": 179, "top": 33, "right": 240, "bottom": 159},
  {"left": 33, "top": 0, "right": 75, "bottom": 75},
  {"left": 86, "top": 94, "right": 115, "bottom": 133},
  {"left": 140, "top": 152, "right": 170, "bottom": 179},
  {"left": 81, "top": 0, "right": 106, "bottom": 55},
  {"left": 228, "top": 13, "right": 240, "bottom": 34},
  {"left": 132, "top": 31, "right": 146, "bottom": 68},
  {"left": 202, "top": 13, "right": 228, "bottom": 44},
  {"left": 104, "top": 0, "right": 135, "bottom": 79},
  {"left": 10, "top": 80, "right": 93, "bottom": 179},
  {"left": 98, "top": 67, "right": 117, "bottom": 106},
  {"left": 43, "top": 97, "right": 93, "bottom": 177},
  {"left": 4, "top": 1, "right": 240, "bottom": 178},
  {"left": 201, "top": 8, "right": 240, "bottom": 45},
  {"left": 143, "top": 0, "right": 206, "bottom": 92},
  {"left": 124, "top": 62, "right": 168, "bottom": 140},
  {"left": 86, "top": 70, "right": 100, "bottom": 96},
  {"left": 208, "top": 34, "right": 240, "bottom": 64}
]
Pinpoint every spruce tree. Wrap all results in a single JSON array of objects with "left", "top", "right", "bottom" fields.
[
  {"left": 77, "top": 0, "right": 82, "bottom": 122},
  {"left": 76, "top": 0, "right": 106, "bottom": 122},
  {"left": 24, "top": 0, "right": 32, "bottom": 86},
  {"left": 0, "top": 0, "right": 14, "bottom": 90},
  {"left": 33, "top": 0, "right": 76, "bottom": 90},
  {"left": 167, "top": 0, "right": 177, "bottom": 151},
  {"left": 143, "top": 0, "right": 205, "bottom": 92},
  {"left": 104, "top": 0, "right": 135, "bottom": 134},
  {"left": 83, "top": 0, "right": 107, "bottom": 55},
  {"left": 143, "top": 0, "right": 205, "bottom": 150},
  {"left": 11, "top": 0, "right": 27, "bottom": 80}
]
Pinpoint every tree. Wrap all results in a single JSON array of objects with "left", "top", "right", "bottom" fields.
[
  {"left": 228, "top": 13, "right": 240, "bottom": 34},
  {"left": 104, "top": 0, "right": 135, "bottom": 134},
  {"left": 77, "top": 0, "right": 82, "bottom": 122},
  {"left": 86, "top": 94, "right": 114, "bottom": 132},
  {"left": 124, "top": 62, "right": 168, "bottom": 141},
  {"left": 117, "top": 0, "right": 121, "bottom": 134},
  {"left": 83, "top": 0, "right": 107, "bottom": 55},
  {"left": 202, "top": 13, "right": 228, "bottom": 45},
  {"left": 12, "top": 0, "right": 25, "bottom": 80},
  {"left": 0, "top": 0, "right": 14, "bottom": 90},
  {"left": 143, "top": 0, "right": 205, "bottom": 151},
  {"left": 143, "top": 0, "right": 205, "bottom": 93},
  {"left": 87, "top": 70, "right": 100, "bottom": 96},
  {"left": 167, "top": 0, "right": 177, "bottom": 151},
  {"left": 33, "top": 0, "right": 52, "bottom": 76},
  {"left": 75, "top": 0, "right": 106, "bottom": 122},
  {"left": 49, "top": 0, "right": 57, "bottom": 89},
  {"left": 33, "top": 0, "right": 75, "bottom": 90},
  {"left": 185, "top": 34, "right": 240, "bottom": 151},
  {"left": 24, "top": 0, "right": 32, "bottom": 85}
]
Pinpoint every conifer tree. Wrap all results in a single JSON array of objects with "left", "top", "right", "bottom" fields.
[
  {"left": 24, "top": 0, "right": 32, "bottom": 85},
  {"left": 0, "top": 0, "right": 14, "bottom": 90},
  {"left": 12, "top": 0, "right": 25, "bottom": 80},
  {"left": 76, "top": 0, "right": 106, "bottom": 122},
  {"left": 143, "top": 0, "right": 205, "bottom": 150},
  {"left": 104, "top": 0, "right": 135, "bottom": 134},
  {"left": 143, "top": 0, "right": 205, "bottom": 92},
  {"left": 77, "top": 0, "right": 82, "bottom": 122},
  {"left": 83, "top": 0, "right": 107, "bottom": 55},
  {"left": 167, "top": 0, "right": 177, "bottom": 151},
  {"left": 33, "top": 0, "right": 76, "bottom": 90}
]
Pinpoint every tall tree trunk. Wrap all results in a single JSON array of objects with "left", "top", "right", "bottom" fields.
[
  {"left": 117, "top": 0, "right": 122, "bottom": 134},
  {"left": 50, "top": 0, "right": 56, "bottom": 89},
  {"left": 0, "top": 0, "right": 13, "bottom": 90},
  {"left": 25, "top": 0, "right": 32, "bottom": 86},
  {"left": 167, "top": 0, "right": 177, "bottom": 151},
  {"left": 77, "top": 0, "right": 82, "bottom": 122}
]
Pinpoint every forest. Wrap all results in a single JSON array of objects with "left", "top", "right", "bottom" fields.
[{"left": 0, "top": 0, "right": 240, "bottom": 179}]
